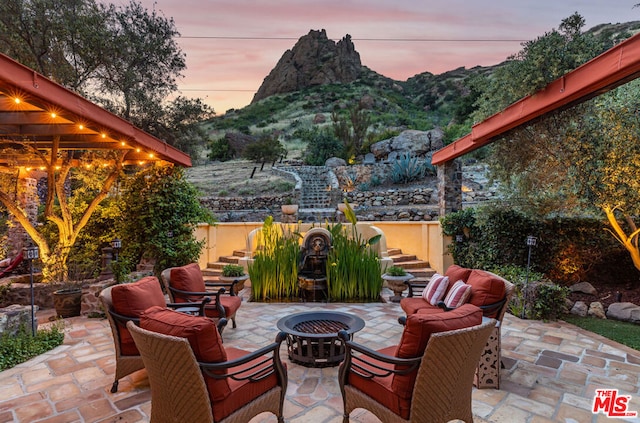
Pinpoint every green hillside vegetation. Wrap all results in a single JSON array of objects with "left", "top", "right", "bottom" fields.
[{"left": 203, "top": 66, "right": 490, "bottom": 157}]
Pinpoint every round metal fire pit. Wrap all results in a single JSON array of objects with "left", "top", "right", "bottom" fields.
[{"left": 277, "top": 311, "right": 365, "bottom": 367}]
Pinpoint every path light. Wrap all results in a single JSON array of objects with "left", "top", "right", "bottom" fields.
[
  {"left": 523, "top": 235, "right": 537, "bottom": 318},
  {"left": 23, "top": 244, "right": 39, "bottom": 336},
  {"left": 111, "top": 238, "right": 121, "bottom": 261},
  {"left": 456, "top": 234, "right": 464, "bottom": 243}
]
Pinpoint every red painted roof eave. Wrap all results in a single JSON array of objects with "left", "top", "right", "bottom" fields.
[
  {"left": 0, "top": 53, "right": 192, "bottom": 167},
  {"left": 432, "top": 32, "right": 640, "bottom": 165}
]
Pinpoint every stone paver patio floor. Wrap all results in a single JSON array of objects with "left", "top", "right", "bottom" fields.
[{"left": 1, "top": 289, "right": 639, "bottom": 422}]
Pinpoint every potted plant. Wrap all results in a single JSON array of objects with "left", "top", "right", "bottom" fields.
[
  {"left": 382, "top": 265, "right": 414, "bottom": 303},
  {"left": 53, "top": 282, "right": 83, "bottom": 318},
  {"left": 281, "top": 197, "right": 299, "bottom": 215},
  {"left": 219, "top": 263, "right": 249, "bottom": 294}
]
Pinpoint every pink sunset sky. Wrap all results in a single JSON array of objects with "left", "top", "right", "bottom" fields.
[{"left": 119, "top": 1, "right": 639, "bottom": 114}]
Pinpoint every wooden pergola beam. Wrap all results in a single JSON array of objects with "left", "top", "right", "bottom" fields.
[{"left": 432, "top": 32, "right": 640, "bottom": 165}]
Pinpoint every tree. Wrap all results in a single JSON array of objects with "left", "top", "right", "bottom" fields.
[
  {"left": 0, "top": 0, "right": 212, "bottom": 151},
  {"left": 0, "top": 0, "right": 213, "bottom": 279},
  {"left": 474, "top": 13, "right": 640, "bottom": 272},
  {"left": 473, "top": 13, "right": 610, "bottom": 121},
  {"left": 571, "top": 81, "right": 640, "bottom": 270},
  {"left": 117, "top": 165, "right": 215, "bottom": 276},
  {"left": 0, "top": 148, "right": 124, "bottom": 281},
  {"left": 243, "top": 134, "right": 287, "bottom": 164}
]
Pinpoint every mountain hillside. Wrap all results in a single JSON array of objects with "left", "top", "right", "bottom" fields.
[
  {"left": 204, "top": 21, "right": 640, "bottom": 162},
  {"left": 252, "top": 29, "right": 362, "bottom": 103}
]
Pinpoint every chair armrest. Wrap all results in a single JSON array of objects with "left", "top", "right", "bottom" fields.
[
  {"left": 406, "top": 280, "right": 427, "bottom": 298},
  {"left": 169, "top": 287, "right": 227, "bottom": 319},
  {"left": 337, "top": 330, "right": 421, "bottom": 381},
  {"left": 205, "top": 280, "right": 241, "bottom": 296},
  {"left": 167, "top": 297, "right": 212, "bottom": 316},
  {"left": 479, "top": 297, "right": 507, "bottom": 317},
  {"left": 108, "top": 309, "right": 140, "bottom": 327},
  {"left": 200, "top": 332, "right": 287, "bottom": 383}
]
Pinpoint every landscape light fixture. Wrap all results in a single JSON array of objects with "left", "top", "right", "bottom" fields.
[
  {"left": 23, "top": 244, "right": 39, "bottom": 336},
  {"left": 523, "top": 235, "right": 537, "bottom": 319},
  {"left": 111, "top": 238, "right": 122, "bottom": 261}
]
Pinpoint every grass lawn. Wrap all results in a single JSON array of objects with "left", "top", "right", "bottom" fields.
[{"left": 562, "top": 315, "right": 640, "bottom": 351}]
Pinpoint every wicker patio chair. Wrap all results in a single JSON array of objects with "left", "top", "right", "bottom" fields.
[
  {"left": 127, "top": 307, "right": 287, "bottom": 423},
  {"left": 338, "top": 304, "right": 496, "bottom": 423},
  {"left": 99, "top": 277, "right": 216, "bottom": 393},
  {"left": 161, "top": 263, "right": 242, "bottom": 329}
]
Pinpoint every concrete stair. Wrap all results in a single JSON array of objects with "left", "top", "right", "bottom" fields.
[
  {"left": 387, "top": 247, "right": 436, "bottom": 285},
  {"left": 203, "top": 250, "right": 246, "bottom": 281}
]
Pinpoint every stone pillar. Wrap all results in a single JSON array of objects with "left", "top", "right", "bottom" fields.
[
  {"left": 437, "top": 159, "right": 462, "bottom": 216},
  {"left": 6, "top": 176, "right": 39, "bottom": 255}
]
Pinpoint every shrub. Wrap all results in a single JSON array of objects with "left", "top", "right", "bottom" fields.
[
  {"left": 243, "top": 134, "right": 287, "bottom": 164},
  {"left": 0, "top": 323, "right": 65, "bottom": 371},
  {"left": 208, "top": 138, "right": 233, "bottom": 161},
  {"left": 118, "top": 165, "right": 216, "bottom": 276},
  {"left": 222, "top": 264, "right": 245, "bottom": 277},
  {"left": 301, "top": 128, "right": 344, "bottom": 165},
  {"left": 385, "top": 265, "right": 407, "bottom": 276}
]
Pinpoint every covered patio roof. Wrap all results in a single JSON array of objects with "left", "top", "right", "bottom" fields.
[
  {"left": 432, "top": 31, "right": 640, "bottom": 165},
  {"left": 0, "top": 53, "right": 191, "bottom": 168}
]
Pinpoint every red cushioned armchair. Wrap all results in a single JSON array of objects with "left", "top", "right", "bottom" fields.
[
  {"left": 99, "top": 276, "right": 218, "bottom": 393},
  {"left": 338, "top": 304, "right": 496, "bottom": 422},
  {"left": 127, "top": 306, "right": 287, "bottom": 422},
  {"left": 161, "top": 263, "right": 242, "bottom": 330}
]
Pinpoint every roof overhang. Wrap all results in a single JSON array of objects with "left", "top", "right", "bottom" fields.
[
  {"left": 432, "top": 31, "right": 640, "bottom": 165},
  {"left": 0, "top": 53, "right": 191, "bottom": 168}
]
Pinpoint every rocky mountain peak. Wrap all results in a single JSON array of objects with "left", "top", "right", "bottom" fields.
[{"left": 251, "top": 29, "right": 362, "bottom": 103}]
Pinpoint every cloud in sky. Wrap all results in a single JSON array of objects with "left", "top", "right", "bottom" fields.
[{"left": 119, "top": 0, "right": 639, "bottom": 114}]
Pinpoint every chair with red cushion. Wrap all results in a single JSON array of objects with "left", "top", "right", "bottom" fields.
[
  {"left": 127, "top": 307, "right": 287, "bottom": 422},
  {"left": 338, "top": 304, "right": 495, "bottom": 423},
  {"left": 161, "top": 263, "right": 242, "bottom": 330},
  {"left": 99, "top": 276, "right": 215, "bottom": 393}
]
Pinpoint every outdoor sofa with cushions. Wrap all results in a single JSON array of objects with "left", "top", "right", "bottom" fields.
[
  {"left": 338, "top": 303, "right": 496, "bottom": 422},
  {"left": 400, "top": 265, "right": 515, "bottom": 389},
  {"left": 129, "top": 306, "right": 287, "bottom": 422}
]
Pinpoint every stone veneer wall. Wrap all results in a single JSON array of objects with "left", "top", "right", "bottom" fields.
[{"left": 0, "top": 275, "right": 115, "bottom": 317}]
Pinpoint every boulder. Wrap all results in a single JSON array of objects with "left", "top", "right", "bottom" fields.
[
  {"left": 588, "top": 302, "right": 606, "bottom": 319},
  {"left": 570, "top": 301, "right": 588, "bottom": 317},
  {"left": 370, "top": 129, "right": 444, "bottom": 160},
  {"left": 325, "top": 157, "right": 347, "bottom": 167},
  {"left": 606, "top": 302, "right": 640, "bottom": 323},
  {"left": 313, "top": 113, "right": 326, "bottom": 124},
  {"left": 224, "top": 132, "right": 256, "bottom": 157},
  {"left": 569, "top": 282, "right": 597, "bottom": 296},
  {"left": 0, "top": 304, "right": 37, "bottom": 336}
]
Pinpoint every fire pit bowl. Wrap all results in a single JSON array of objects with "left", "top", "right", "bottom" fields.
[{"left": 276, "top": 311, "right": 365, "bottom": 367}]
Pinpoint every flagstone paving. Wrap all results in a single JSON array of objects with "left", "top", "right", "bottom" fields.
[{"left": 1, "top": 291, "right": 639, "bottom": 422}]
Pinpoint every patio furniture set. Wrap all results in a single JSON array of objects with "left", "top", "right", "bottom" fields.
[{"left": 98, "top": 262, "right": 513, "bottom": 422}]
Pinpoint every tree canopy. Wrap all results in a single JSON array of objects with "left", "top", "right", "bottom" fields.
[
  {"left": 473, "top": 13, "right": 640, "bottom": 271},
  {"left": 0, "top": 0, "right": 213, "bottom": 158}
]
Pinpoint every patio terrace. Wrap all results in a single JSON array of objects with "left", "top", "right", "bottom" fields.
[{"left": 0, "top": 287, "right": 639, "bottom": 423}]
